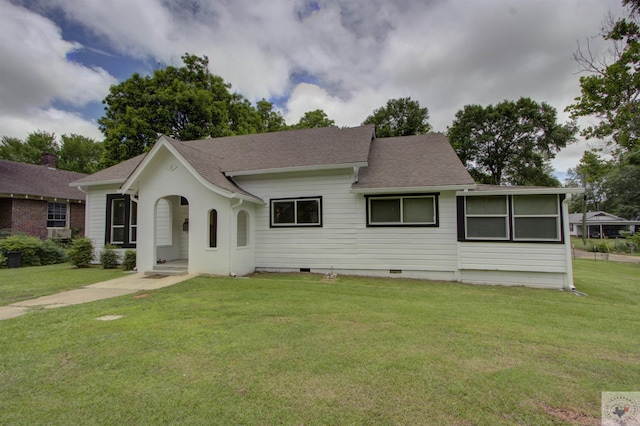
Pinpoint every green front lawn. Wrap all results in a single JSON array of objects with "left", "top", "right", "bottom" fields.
[
  {"left": 0, "top": 260, "right": 638, "bottom": 424},
  {"left": 0, "top": 263, "right": 128, "bottom": 306}
]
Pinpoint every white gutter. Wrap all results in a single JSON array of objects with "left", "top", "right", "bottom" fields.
[
  {"left": 351, "top": 184, "right": 476, "bottom": 194},
  {"left": 562, "top": 194, "right": 576, "bottom": 291}
]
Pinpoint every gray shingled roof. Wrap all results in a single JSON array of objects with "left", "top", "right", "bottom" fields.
[
  {"left": 71, "top": 154, "right": 146, "bottom": 186},
  {"left": 72, "top": 126, "right": 475, "bottom": 195},
  {"left": 0, "top": 159, "right": 87, "bottom": 201},
  {"left": 183, "top": 125, "right": 374, "bottom": 174},
  {"left": 353, "top": 133, "right": 475, "bottom": 190}
]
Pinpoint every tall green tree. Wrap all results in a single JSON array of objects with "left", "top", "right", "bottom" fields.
[
  {"left": 58, "top": 134, "right": 104, "bottom": 174},
  {"left": 99, "top": 53, "right": 266, "bottom": 166},
  {"left": 601, "top": 164, "right": 640, "bottom": 218},
  {"left": 294, "top": 109, "right": 335, "bottom": 129},
  {"left": 565, "top": 150, "right": 614, "bottom": 212},
  {"left": 0, "top": 131, "right": 58, "bottom": 164},
  {"left": 0, "top": 131, "right": 104, "bottom": 173},
  {"left": 362, "top": 97, "right": 431, "bottom": 137},
  {"left": 256, "top": 99, "right": 286, "bottom": 132},
  {"left": 566, "top": 0, "right": 640, "bottom": 164},
  {"left": 447, "top": 97, "right": 577, "bottom": 186}
]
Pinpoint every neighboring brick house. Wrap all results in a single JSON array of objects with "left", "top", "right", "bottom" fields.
[{"left": 0, "top": 155, "right": 87, "bottom": 239}]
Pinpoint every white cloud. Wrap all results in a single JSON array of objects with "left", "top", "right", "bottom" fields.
[
  {"left": 0, "top": 0, "right": 116, "bottom": 139},
  {"left": 3, "top": 0, "right": 630, "bottom": 174}
]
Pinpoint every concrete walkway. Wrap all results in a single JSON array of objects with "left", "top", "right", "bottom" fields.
[{"left": 0, "top": 273, "right": 195, "bottom": 321}]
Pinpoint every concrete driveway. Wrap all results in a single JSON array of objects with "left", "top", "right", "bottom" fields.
[{"left": 0, "top": 273, "right": 195, "bottom": 321}]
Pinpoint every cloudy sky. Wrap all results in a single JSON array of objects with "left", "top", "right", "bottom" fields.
[{"left": 0, "top": 0, "right": 626, "bottom": 178}]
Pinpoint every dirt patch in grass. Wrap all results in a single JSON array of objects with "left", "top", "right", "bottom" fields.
[{"left": 540, "top": 402, "right": 598, "bottom": 425}]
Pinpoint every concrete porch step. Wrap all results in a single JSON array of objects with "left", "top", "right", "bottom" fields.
[
  {"left": 146, "top": 263, "right": 188, "bottom": 276},
  {"left": 145, "top": 269, "right": 188, "bottom": 276}
]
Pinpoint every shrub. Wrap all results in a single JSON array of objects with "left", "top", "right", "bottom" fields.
[
  {"left": 0, "top": 234, "right": 43, "bottom": 266},
  {"left": 595, "top": 242, "right": 610, "bottom": 253},
  {"left": 68, "top": 237, "right": 94, "bottom": 268},
  {"left": 39, "top": 239, "right": 67, "bottom": 265},
  {"left": 100, "top": 245, "right": 120, "bottom": 269},
  {"left": 0, "top": 251, "right": 5, "bottom": 268},
  {"left": 122, "top": 249, "right": 136, "bottom": 271}
]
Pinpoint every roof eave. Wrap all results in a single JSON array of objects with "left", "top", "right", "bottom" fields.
[
  {"left": 458, "top": 187, "right": 586, "bottom": 196},
  {"left": 351, "top": 184, "right": 476, "bottom": 194},
  {"left": 225, "top": 162, "right": 368, "bottom": 177},
  {"left": 69, "top": 179, "right": 126, "bottom": 188}
]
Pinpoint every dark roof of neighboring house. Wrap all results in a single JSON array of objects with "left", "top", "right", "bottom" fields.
[
  {"left": 353, "top": 133, "right": 474, "bottom": 190},
  {"left": 0, "top": 159, "right": 87, "bottom": 201}
]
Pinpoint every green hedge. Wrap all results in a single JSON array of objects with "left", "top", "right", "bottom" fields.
[{"left": 0, "top": 234, "right": 67, "bottom": 267}]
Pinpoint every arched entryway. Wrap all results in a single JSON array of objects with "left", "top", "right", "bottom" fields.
[{"left": 154, "top": 195, "right": 189, "bottom": 270}]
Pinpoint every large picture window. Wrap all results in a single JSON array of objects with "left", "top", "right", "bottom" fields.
[
  {"left": 271, "top": 197, "right": 322, "bottom": 227},
  {"left": 366, "top": 194, "right": 438, "bottom": 226},
  {"left": 458, "top": 194, "right": 562, "bottom": 243},
  {"left": 106, "top": 194, "right": 137, "bottom": 248},
  {"left": 47, "top": 202, "right": 68, "bottom": 228}
]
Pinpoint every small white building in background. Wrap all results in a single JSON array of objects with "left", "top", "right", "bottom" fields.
[
  {"left": 71, "top": 125, "right": 584, "bottom": 290},
  {"left": 568, "top": 211, "right": 639, "bottom": 238}
]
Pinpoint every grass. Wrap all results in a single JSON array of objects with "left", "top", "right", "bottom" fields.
[
  {"left": 0, "top": 263, "right": 128, "bottom": 306},
  {"left": 0, "top": 260, "right": 639, "bottom": 424},
  {"left": 571, "top": 237, "right": 639, "bottom": 255}
]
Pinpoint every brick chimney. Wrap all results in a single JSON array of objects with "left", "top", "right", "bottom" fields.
[{"left": 41, "top": 152, "right": 56, "bottom": 169}]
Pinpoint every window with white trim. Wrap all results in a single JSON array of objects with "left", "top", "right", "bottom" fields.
[
  {"left": 47, "top": 202, "right": 68, "bottom": 228},
  {"left": 367, "top": 195, "right": 438, "bottom": 226},
  {"left": 512, "top": 195, "right": 560, "bottom": 241},
  {"left": 464, "top": 196, "right": 509, "bottom": 240},
  {"left": 271, "top": 197, "right": 322, "bottom": 227}
]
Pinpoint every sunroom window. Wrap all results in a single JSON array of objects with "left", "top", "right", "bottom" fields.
[
  {"left": 464, "top": 196, "right": 509, "bottom": 239},
  {"left": 459, "top": 194, "right": 563, "bottom": 243},
  {"left": 512, "top": 195, "right": 560, "bottom": 241},
  {"left": 367, "top": 195, "right": 438, "bottom": 226}
]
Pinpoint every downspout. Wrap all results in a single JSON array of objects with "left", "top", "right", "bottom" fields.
[
  {"left": 562, "top": 194, "right": 576, "bottom": 291},
  {"left": 228, "top": 198, "right": 243, "bottom": 277}
]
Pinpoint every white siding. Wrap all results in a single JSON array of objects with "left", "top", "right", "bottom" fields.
[
  {"left": 458, "top": 243, "right": 567, "bottom": 273},
  {"left": 236, "top": 169, "right": 459, "bottom": 278},
  {"left": 155, "top": 198, "right": 172, "bottom": 246},
  {"left": 85, "top": 184, "right": 121, "bottom": 260}
]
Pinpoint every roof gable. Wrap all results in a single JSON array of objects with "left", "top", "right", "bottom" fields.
[{"left": 0, "top": 159, "right": 87, "bottom": 201}]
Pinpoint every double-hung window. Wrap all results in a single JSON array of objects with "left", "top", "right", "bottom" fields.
[
  {"left": 47, "top": 202, "right": 68, "bottom": 228},
  {"left": 367, "top": 194, "right": 438, "bottom": 226},
  {"left": 512, "top": 195, "right": 560, "bottom": 241},
  {"left": 106, "top": 194, "right": 137, "bottom": 247},
  {"left": 271, "top": 197, "right": 322, "bottom": 227},
  {"left": 464, "top": 196, "right": 509, "bottom": 240}
]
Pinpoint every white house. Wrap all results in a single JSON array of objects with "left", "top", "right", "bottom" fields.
[
  {"left": 71, "top": 125, "right": 583, "bottom": 290},
  {"left": 568, "top": 211, "right": 639, "bottom": 238}
]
